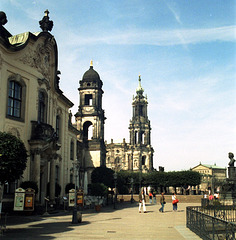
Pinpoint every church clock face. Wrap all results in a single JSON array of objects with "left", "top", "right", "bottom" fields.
[{"left": 84, "top": 106, "right": 92, "bottom": 112}]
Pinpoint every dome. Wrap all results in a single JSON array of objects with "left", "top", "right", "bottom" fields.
[{"left": 82, "top": 65, "right": 101, "bottom": 82}]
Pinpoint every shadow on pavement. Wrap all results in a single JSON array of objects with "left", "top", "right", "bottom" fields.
[{"left": 1, "top": 220, "right": 90, "bottom": 239}]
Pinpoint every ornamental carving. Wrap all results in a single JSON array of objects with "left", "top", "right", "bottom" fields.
[{"left": 18, "top": 41, "right": 53, "bottom": 79}]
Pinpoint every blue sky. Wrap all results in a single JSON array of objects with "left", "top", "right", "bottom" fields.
[{"left": 2, "top": 0, "right": 236, "bottom": 171}]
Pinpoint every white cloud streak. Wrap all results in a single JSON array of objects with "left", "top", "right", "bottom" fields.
[{"left": 63, "top": 26, "right": 236, "bottom": 47}]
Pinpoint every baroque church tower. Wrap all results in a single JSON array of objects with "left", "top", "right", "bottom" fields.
[
  {"left": 106, "top": 75, "right": 154, "bottom": 173},
  {"left": 75, "top": 61, "right": 106, "bottom": 182},
  {"left": 129, "top": 75, "right": 154, "bottom": 172}
]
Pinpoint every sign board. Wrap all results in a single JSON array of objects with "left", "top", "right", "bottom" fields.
[
  {"left": 14, "top": 188, "right": 25, "bottom": 211},
  {"left": 69, "top": 189, "right": 76, "bottom": 207},
  {"left": 77, "top": 189, "right": 84, "bottom": 206},
  {"left": 24, "top": 188, "right": 35, "bottom": 211}
]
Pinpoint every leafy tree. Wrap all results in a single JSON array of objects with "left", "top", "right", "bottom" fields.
[
  {"left": 90, "top": 183, "right": 108, "bottom": 197},
  {"left": 0, "top": 132, "right": 28, "bottom": 184},
  {"left": 91, "top": 166, "right": 114, "bottom": 188},
  {"left": 20, "top": 181, "right": 38, "bottom": 195},
  {"left": 65, "top": 183, "right": 77, "bottom": 194}
]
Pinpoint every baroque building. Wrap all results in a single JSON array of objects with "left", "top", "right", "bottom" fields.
[
  {"left": 75, "top": 61, "right": 106, "bottom": 184},
  {"left": 0, "top": 11, "right": 79, "bottom": 204},
  {"left": 191, "top": 163, "right": 227, "bottom": 194},
  {"left": 106, "top": 76, "right": 154, "bottom": 173}
]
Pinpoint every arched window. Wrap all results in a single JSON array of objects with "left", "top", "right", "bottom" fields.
[
  {"left": 8, "top": 81, "right": 22, "bottom": 118},
  {"left": 83, "top": 121, "right": 93, "bottom": 141}
]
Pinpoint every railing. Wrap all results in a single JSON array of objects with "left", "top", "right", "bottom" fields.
[{"left": 187, "top": 206, "right": 236, "bottom": 240}]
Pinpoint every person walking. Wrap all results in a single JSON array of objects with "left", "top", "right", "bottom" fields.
[
  {"left": 159, "top": 192, "right": 165, "bottom": 212},
  {"left": 172, "top": 192, "right": 178, "bottom": 211},
  {"left": 153, "top": 191, "right": 156, "bottom": 204},
  {"left": 149, "top": 191, "right": 153, "bottom": 204},
  {"left": 139, "top": 189, "right": 147, "bottom": 213}
]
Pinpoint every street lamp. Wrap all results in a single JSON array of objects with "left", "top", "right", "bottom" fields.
[
  {"left": 72, "top": 160, "right": 80, "bottom": 224},
  {"left": 113, "top": 172, "right": 117, "bottom": 209},
  {"left": 130, "top": 177, "right": 134, "bottom": 203}
]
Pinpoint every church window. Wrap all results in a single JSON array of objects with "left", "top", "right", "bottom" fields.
[
  {"left": 8, "top": 81, "right": 22, "bottom": 118},
  {"left": 85, "top": 94, "right": 93, "bottom": 106},
  {"left": 83, "top": 121, "right": 93, "bottom": 141},
  {"left": 142, "top": 156, "right": 146, "bottom": 165},
  {"left": 139, "top": 105, "right": 143, "bottom": 116}
]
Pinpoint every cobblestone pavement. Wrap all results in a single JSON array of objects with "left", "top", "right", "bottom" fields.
[{"left": 1, "top": 202, "right": 201, "bottom": 240}]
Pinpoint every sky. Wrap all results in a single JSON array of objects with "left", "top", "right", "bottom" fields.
[{"left": 2, "top": 0, "right": 236, "bottom": 171}]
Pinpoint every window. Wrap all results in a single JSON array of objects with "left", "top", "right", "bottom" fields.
[
  {"left": 8, "top": 81, "right": 22, "bottom": 118},
  {"left": 142, "top": 156, "right": 146, "bottom": 165},
  {"left": 83, "top": 121, "right": 93, "bottom": 141},
  {"left": 85, "top": 94, "right": 93, "bottom": 106},
  {"left": 70, "top": 141, "right": 74, "bottom": 160},
  {"left": 56, "top": 115, "right": 60, "bottom": 139},
  {"left": 38, "top": 91, "right": 46, "bottom": 123}
]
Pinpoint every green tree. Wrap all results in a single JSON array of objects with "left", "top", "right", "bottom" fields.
[
  {"left": 20, "top": 181, "right": 38, "bottom": 195},
  {"left": 0, "top": 132, "right": 28, "bottom": 184},
  {"left": 91, "top": 166, "right": 114, "bottom": 188}
]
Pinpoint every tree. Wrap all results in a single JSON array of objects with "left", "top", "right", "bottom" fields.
[
  {"left": 20, "top": 181, "right": 38, "bottom": 195},
  {"left": 91, "top": 166, "right": 114, "bottom": 188},
  {"left": 0, "top": 132, "right": 28, "bottom": 184}
]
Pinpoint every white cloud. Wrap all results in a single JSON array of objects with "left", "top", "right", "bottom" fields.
[{"left": 61, "top": 25, "right": 236, "bottom": 47}]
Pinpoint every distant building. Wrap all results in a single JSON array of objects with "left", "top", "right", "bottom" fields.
[
  {"left": 191, "top": 163, "right": 227, "bottom": 193},
  {"left": 106, "top": 76, "right": 154, "bottom": 173}
]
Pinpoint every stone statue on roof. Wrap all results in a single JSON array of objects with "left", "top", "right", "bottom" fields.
[
  {"left": 0, "top": 11, "right": 7, "bottom": 26},
  {"left": 228, "top": 152, "right": 235, "bottom": 167}
]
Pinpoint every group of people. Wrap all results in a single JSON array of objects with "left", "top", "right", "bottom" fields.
[{"left": 139, "top": 190, "right": 179, "bottom": 213}]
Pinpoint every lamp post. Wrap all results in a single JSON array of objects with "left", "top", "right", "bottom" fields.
[
  {"left": 130, "top": 177, "right": 134, "bottom": 203},
  {"left": 72, "top": 160, "right": 79, "bottom": 224},
  {"left": 113, "top": 172, "right": 117, "bottom": 209}
]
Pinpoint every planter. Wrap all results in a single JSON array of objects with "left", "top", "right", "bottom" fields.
[{"left": 95, "top": 204, "right": 101, "bottom": 212}]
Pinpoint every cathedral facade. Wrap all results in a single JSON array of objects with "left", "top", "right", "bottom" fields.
[{"left": 106, "top": 76, "right": 154, "bottom": 173}]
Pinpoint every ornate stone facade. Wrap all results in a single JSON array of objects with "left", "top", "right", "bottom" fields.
[{"left": 0, "top": 11, "right": 78, "bottom": 204}]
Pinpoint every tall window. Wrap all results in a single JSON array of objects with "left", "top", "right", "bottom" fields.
[
  {"left": 56, "top": 115, "right": 60, "bottom": 139},
  {"left": 38, "top": 92, "right": 46, "bottom": 123},
  {"left": 85, "top": 94, "right": 93, "bottom": 106},
  {"left": 8, "top": 81, "right": 22, "bottom": 118},
  {"left": 70, "top": 140, "right": 74, "bottom": 160}
]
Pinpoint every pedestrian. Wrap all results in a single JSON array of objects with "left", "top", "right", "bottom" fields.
[
  {"left": 159, "top": 192, "right": 165, "bottom": 212},
  {"left": 172, "top": 192, "right": 178, "bottom": 211},
  {"left": 139, "top": 189, "right": 147, "bottom": 213},
  {"left": 149, "top": 191, "right": 153, "bottom": 204},
  {"left": 153, "top": 191, "right": 156, "bottom": 204}
]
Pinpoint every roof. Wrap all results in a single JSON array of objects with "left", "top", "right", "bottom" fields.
[
  {"left": 9, "top": 32, "right": 40, "bottom": 46},
  {"left": 192, "top": 163, "right": 226, "bottom": 170}
]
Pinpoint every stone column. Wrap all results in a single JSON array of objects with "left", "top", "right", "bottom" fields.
[
  {"left": 49, "top": 157, "right": 56, "bottom": 203},
  {"left": 32, "top": 150, "right": 41, "bottom": 202}
]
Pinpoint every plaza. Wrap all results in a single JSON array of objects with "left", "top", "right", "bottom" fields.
[{"left": 1, "top": 199, "right": 201, "bottom": 240}]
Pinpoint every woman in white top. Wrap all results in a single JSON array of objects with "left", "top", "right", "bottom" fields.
[{"left": 172, "top": 193, "right": 178, "bottom": 211}]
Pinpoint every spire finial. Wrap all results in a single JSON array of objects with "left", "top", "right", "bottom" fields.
[{"left": 90, "top": 60, "right": 93, "bottom": 67}]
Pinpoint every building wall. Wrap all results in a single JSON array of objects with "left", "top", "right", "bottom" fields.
[{"left": 0, "top": 19, "right": 78, "bottom": 204}]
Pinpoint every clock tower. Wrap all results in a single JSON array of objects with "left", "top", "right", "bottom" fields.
[{"left": 75, "top": 61, "right": 106, "bottom": 182}]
